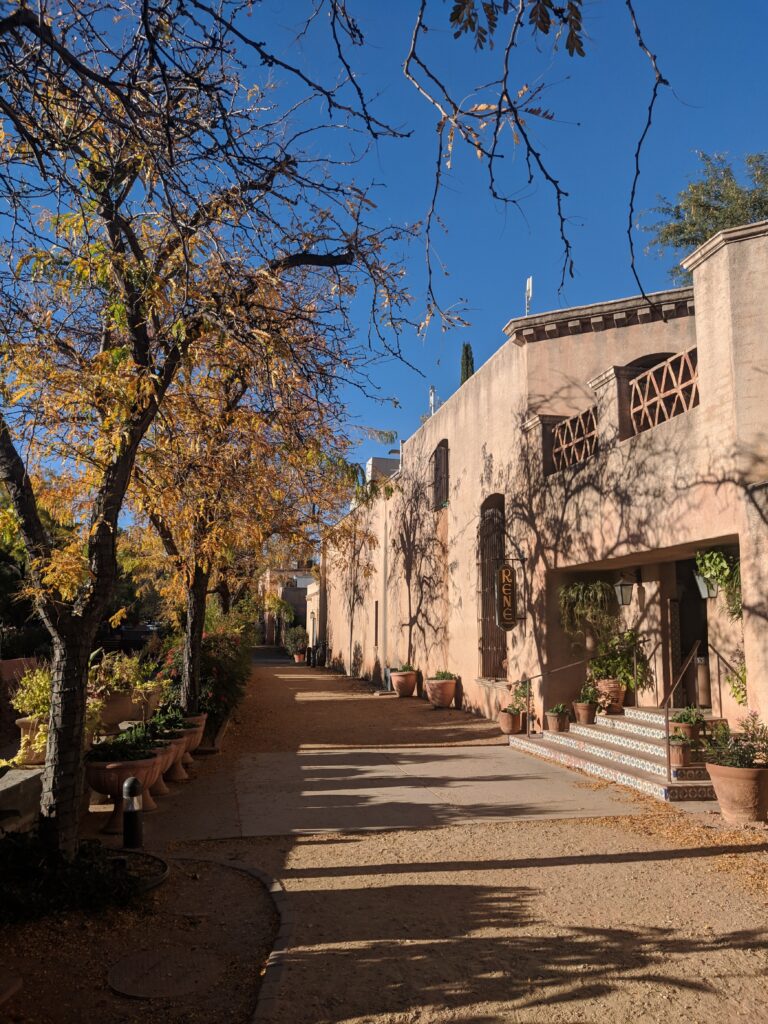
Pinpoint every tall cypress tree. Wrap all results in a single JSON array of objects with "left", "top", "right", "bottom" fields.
[{"left": 460, "top": 342, "right": 475, "bottom": 384}]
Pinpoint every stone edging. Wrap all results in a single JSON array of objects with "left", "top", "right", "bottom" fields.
[{"left": 168, "top": 855, "right": 292, "bottom": 1023}]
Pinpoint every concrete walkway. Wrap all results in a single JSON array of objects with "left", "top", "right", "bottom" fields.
[{"left": 148, "top": 658, "right": 635, "bottom": 846}]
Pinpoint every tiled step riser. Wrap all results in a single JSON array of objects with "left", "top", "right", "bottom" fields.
[
  {"left": 593, "top": 716, "right": 667, "bottom": 740},
  {"left": 570, "top": 723, "right": 667, "bottom": 757},
  {"left": 509, "top": 736, "right": 716, "bottom": 802},
  {"left": 544, "top": 731, "right": 668, "bottom": 778}
]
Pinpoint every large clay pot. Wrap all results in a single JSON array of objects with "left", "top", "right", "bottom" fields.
[
  {"left": 293, "top": 653, "right": 306, "bottom": 664},
  {"left": 99, "top": 685, "right": 163, "bottom": 733},
  {"left": 671, "top": 721, "right": 701, "bottom": 742},
  {"left": 149, "top": 741, "right": 178, "bottom": 797},
  {"left": 85, "top": 755, "right": 158, "bottom": 833},
  {"left": 164, "top": 730, "right": 194, "bottom": 782},
  {"left": 15, "top": 715, "right": 45, "bottom": 765},
  {"left": 545, "top": 712, "right": 569, "bottom": 733},
  {"left": 425, "top": 677, "right": 456, "bottom": 708},
  {"left": 498, "top": 710, "right": 523, "bottom": 735},
  {"left": 391, "top": 671, "right": 417, "bottom": 698},
  {"left": 669, "top": 742, "right": 691, "bottom": 768},
  {"left": 180, "top": 714, "right": 207, "bottom": 766},
  {"left": 706, "top": 763, "right": 768, "bottom": 825},
  {"left": 595, "top": 678, "right": 627, "bottom": 715},
  {"left": 573, "top": 702, "right": 597, "bottom": 725}
]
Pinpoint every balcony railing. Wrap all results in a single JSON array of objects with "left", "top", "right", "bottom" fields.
[
  {"left": 551, "top": 406, "right": 598, "bottom": 471},
  {"left": 630, "top": 348, "right": 699, "bottom": 435}
]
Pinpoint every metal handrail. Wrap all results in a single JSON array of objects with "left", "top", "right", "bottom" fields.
[{"left": 662, "top": 640, "right": 700, "bottom": 782}]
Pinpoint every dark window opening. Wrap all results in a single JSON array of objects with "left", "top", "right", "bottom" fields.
[
  {"left": 479, "top": 494, "right": 507, "bottom": 678},
  {"left": 432, "top": 439, "right": 449, "bottom": 509},
  {"left": 374, "top": 600, "right": 379, "bottom": 648}
]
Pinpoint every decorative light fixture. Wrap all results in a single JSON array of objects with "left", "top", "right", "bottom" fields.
[{"left": 614, "top": 573, "right": 636, "bottom": 607}]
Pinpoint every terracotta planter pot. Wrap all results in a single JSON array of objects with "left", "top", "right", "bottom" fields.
[
  {"left": 669, "top": 743, "right": 691, "bottom": 768},
  {"left": 180, "top": 713, "right": 207, "bottom": 766},
  {"left": 85, "top": 755, "right": 158, "bottom": 833},
  {"left": 293, "top": 653, "right": 306, "bottom": 663},
  {"left": 595, "top": 678, "right": 627, "bottom": 714},
  {"left": 15, "top": 715, "right": 45, "bottom": 765},
  {"left": 391, "top": 671, "right": 417, "bottom": 698},
  {"left": 573, "top": 702, "right": 597, "bottom": 725},
  {"left": 149, "top": 742, "right": 176, "bottom": 797},
  {"left": 706, "top": 762, "right": 768, "bottom": 825},
  {"left": 545, "top": 712, "right": 569, "bottom": 733},
  {"left": 425, "top": 677, "right": 456, "bottom": 708},
  {"left": 670, "top": 721, "right": 701, "bottom": 742},
  {"left": 164, "top": 730, "right": 194, "bottom": 782},
  {"left": 498, "top": 710, "right": 523, "bottom": 735},
  {"left": 99, "top": 685, "right": 163, "bottom": 734}
]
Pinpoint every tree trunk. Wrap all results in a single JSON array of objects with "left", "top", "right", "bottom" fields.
[
  {"left": 181, "top": 564, "right": 210, "bottom": 714},
  {"left": 217, "top": 578, "right": 231, "bottom": 616},
  {"left": 348, "top": 614, "right": 354, "bottom": 678},
  {"left": 39, "top": 629, "right": 94, "bottom": 859}
]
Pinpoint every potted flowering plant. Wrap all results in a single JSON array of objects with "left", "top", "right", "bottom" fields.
[
  {"left": 586, "top": 630, "right": 649, "bottom": 713},
  {"left": 703, "top": 713, "right": 768, "bottom": 824},
  {"left": 390, "top": 664, "right": 417, "bottom": 698},
  {"left": 545, "top": 703, "right": 569, "bottom": 733},
  {"left": 285, "top": 626, "right": 309, "bottom": 663},
  {"left": 670, "top": 706, "right": 705, "bottom": 742},
  {"left": 498, "top": 685, "right": 527, "bottom": 735},
  {"left": 573, "top": 681, "right": 600, "bottom": 725},
  {"left": 425, "top": 670, "right": 457, "bottom": 708}
]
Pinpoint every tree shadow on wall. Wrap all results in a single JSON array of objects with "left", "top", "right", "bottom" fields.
[{"left": 388, "top": 440, "right": 457, "bottom": 667}]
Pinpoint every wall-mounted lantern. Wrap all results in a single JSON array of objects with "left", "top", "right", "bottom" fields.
[
  {"left": 693, "top": 572, "right": 719, "bottom": 600},
  {"left": 614, "top": 573, "right": 636, "bottom": 607}
]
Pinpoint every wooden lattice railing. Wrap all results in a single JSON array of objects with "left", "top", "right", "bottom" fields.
[
  {"left": 551, "top": 406, "right": 598, "bottom": 471},
  {"left": 630, "top": 348, "right": 699, "bottom": 435}
]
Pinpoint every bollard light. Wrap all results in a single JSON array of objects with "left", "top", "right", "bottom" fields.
[{"left": 122, "top": 776, "right": 143, "bottom": 850}]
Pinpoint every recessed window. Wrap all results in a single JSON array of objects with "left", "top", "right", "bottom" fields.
[{"left": 432, "top": 439, "right": 449, "bottom": 509}]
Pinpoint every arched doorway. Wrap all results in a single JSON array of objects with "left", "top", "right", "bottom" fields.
[{"left": 479, "top": 494, "right": 507, "bottom": 678}]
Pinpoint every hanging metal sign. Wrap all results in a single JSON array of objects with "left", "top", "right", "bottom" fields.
[{"left": 496, "top": 563, "right": 517, "bottom": 631}]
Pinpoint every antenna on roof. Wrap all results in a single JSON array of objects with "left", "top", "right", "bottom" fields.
[
  {"left": 525, "top": 276, "right": 533, "bottom": 316},
  {"left": 429, "top": 384, "right": 436, "bottom": 416}
]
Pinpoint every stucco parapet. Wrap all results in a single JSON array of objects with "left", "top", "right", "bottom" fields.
[
  {"left": 522, "top": 412, "right": 563, "bottom": 433},
  {"left": 503, "top": 287, "right": 693, "bottom": 344},
  {"left": 588, "top": 364, "right": 637, "bottom": 393},
  {"left": 681, "top": 218, "right": 768, "bottom": 273}
]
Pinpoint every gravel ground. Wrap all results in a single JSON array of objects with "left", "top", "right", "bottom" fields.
[{"left": 175, "top": 659, "right": 768, "bottom": 1024}]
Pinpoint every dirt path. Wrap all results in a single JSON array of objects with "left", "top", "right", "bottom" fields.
[{"left": 171, "top": 656, "right": 768, "bottom": 1024}]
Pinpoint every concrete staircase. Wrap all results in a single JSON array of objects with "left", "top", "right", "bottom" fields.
[{"left": 507, "top": 706, "right": 716, "bottom": 802}]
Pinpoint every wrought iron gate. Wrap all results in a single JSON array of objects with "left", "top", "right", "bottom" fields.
[{"left": 479, "top": 504, "right": 507, "bottom": 678}]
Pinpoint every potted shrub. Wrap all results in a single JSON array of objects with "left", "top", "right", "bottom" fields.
[
  {"left": 425, "top": 671, "right": 457, "bottom": 708},
  {"left": 703, "top": 713, "right": 768, "bottom": 824},
  {"left": 586, "top": 630, "right": 650, "bottom": 714},
  {"left": 670, "top": 706, "right": 705, "bottom": 742},
  {"left": 573, "top": 681, "right": 600, "bottom": 725},
  {"left": 390, "top": 664, "right": 417, "bottom": 698},
  {"left": 285, "top": 626, "right": 309, "bottom": 663},
  {"left": 88, "top": 651, "right": 165, "bottom": 733},
  {"left": 545, "top": 703, "right": 569, "bottom": 732},
  {"left": 498, "top": 685, "right": 527, "bottom": 735},
  {"left": 86, "top": 732, "right": 159, "bottom": 833},
  {"left": 12, "top": 665, "right": 102, "bottom": 766},
  {"left": 669, "top": 734, "right": 692, "bottom": 768}
]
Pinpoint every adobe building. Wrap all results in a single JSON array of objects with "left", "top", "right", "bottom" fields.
[{"left": 319, "top": 222, "right": 768, "bottom": 795}]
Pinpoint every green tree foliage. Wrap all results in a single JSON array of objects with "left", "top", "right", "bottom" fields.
[
  {"left": 647, "top": 153, "right": 768, "bottom": 282},
  {"left": 460, "top": 342, "right": 475, "bottom": 385}
]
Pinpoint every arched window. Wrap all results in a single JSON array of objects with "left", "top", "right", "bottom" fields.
[
  {"left": 478, "top": 494, "right": 507, "bottom": 678},
  {"left": 432, "top": 439, "right": 449, "bottom": 509}
]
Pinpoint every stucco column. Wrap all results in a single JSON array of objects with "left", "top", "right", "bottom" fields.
[{"left": 588, "top": 365, "right": 636, "bottom": 447}]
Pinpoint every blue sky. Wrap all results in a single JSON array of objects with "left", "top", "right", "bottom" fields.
[{"left": 260, "top": 2, "right": 767, "bottom": 464}]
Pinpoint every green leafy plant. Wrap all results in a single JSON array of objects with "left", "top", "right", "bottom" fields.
[
  {"left": 162, "top": 629, "right": 250, "bottom": 730},
  {"left": 703, "top": 713, "right": 768, "bottom": 769},
  {"left": 396, "top": 663, "right": 416, "bottom": 673},
  {"left": 558, "top": 580, "right": 617, "bottom": 646},
  {"left": 671, "top": 707, "right": 705, "bottom": 726},
  {"left": 668, "top": 734, "right": 691, "bottom": 746},
  {"left": 432, "top": 670, "right": 456, "bottom": 680},
  {"left": 595, "top": 692, "right": 614, "bottom": 715},
  {"left": 577, "top": 681, "right": 600, "bottom": 704},
  {"left": 695, "top": 549, "right": 742, "bottom": 620},
  {"left": 586, "top": 630, "right": 650, "bottom": 691},
  {"left": 86, "top": 731, "right": 156, "bottom": 763},
  {"left": 11, "top": 664, "right": 102, "bottom": 758},
  {"left": 547, "top": 703, "right": 568, "bottom": 715},
  {"left": 726, "top": 656, "right": 748, "bottom": 707},
  {"left": 284, "top": 625, "right": 309, "bottom": 656},
  {"left": 504, "top": 684, "right": 529, "bottom": 714}
]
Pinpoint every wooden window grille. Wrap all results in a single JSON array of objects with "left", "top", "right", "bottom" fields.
[
  {"left": 432, "top": 440, "right": 449, "bottom": 509},
  {"left": 479, "top": 500, "right": 507, "bottom": 678},
  {"left": 551, "top": 407, "right": 599, "bottom": 471},
  {"left": 630, "top": 348, "right": 699, "bottom": 435}
]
